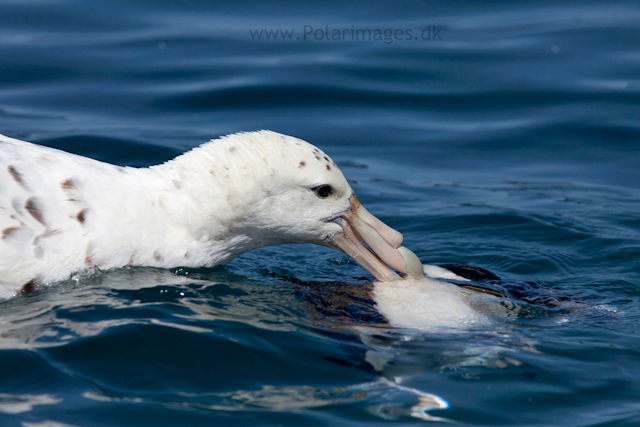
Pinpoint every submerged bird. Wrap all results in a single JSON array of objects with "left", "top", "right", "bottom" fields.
[
  {"left": 0, "top": 131, "right": 423, "bottom": 299},
  {"left": 294, "top": 264, "right": 510, "bottom": 331}
]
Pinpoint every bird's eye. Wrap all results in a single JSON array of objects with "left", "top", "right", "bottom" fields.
[{"left": 312, "top": 185, "right": 334, "bottom": 199}]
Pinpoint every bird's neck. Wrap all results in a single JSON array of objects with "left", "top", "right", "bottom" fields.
[{"left": 89, "top": 148, "right": 264, "bottom": 271}]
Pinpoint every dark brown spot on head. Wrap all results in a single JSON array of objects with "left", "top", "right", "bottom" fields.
[
  {"left": 184, "top": 251, "right": 190, "bottom": 259},
  {"left": 326, "top": 164, "right": 331, "bottom": 171},
  {"left": 153, "top": 251, "right": 162, "bottom": 262},
  {"left": 8, "top": 166, "right": 24, "bottom": 187},
  {"left": 324, "top": 156, "right": 329, "bottom": 162},
  {"left": 229, "top": 146, "right": 236, "bottom": 153},
  {"left": 298, "top": 161, "right": 306, "bottom": 168},
  {"left": 2, "top": 226, "right": 20, "bottom": 239},
  {"left": 76, "top": 209, "right": 87, "bottom": 224},
  {"left": 17, "top": 278, "right": 41, "bottom": 296},
  {"left": 315, "top": 155, "right": 321, "bottom": 161},
  {"left": 61, "top": 179, "right": 75, "bottom": 190},
  {"left": 25, "top": 198, "right": 45, "bottom": 225},
  {"left": 173, "top": 180, "right": 181, "bottom": 189}
]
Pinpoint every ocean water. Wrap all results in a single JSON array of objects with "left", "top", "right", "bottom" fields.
[{"left": 1, "top": 0, "right": 640, "bottom": 425}]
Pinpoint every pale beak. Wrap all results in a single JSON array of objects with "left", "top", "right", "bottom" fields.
[{"left": 329, "top": 196, "right": 424, "bottom": 281}]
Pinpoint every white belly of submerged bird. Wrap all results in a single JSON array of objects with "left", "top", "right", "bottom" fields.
[
  {"left": 373, "top": 277, "right": 490, "bottom": 330},
  {"left": 372, "top": 255, "right": 493, "bottom": 330}
]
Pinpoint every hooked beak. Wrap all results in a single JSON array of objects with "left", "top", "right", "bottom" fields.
[{"left": 328, "top": 196, "right": 424, "bottom": 281}]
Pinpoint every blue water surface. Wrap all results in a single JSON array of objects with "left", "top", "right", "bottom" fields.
[{"left": 1, "top": 0, "right": 640, "bottom": 426}]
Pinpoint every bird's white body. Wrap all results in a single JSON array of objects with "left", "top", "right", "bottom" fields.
[{"left": 0, "top": 131, "right": 362, "bottom": 298}]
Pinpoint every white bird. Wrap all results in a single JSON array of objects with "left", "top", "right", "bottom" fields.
[{"left": 0, "top": 130, "right": 424, "bottom": 299}]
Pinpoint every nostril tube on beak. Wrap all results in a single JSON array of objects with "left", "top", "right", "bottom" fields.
[
  {"left": 330, "top": 196, "right": 423, "bottom": 282},
  {"left": 351, "top": 197, "right": 403, "bottom": 249},
  {"left": 349, "top": 216, "right": 408, "bottom": 274}
]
